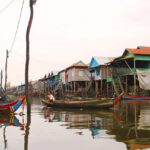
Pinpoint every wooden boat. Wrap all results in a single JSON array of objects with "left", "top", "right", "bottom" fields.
[
  {"left": 123, "top": 95, "right": 150, "bottom": 100},
  {"left": 0, "top": 96, "right": 25, "bottom": 114},
  {"left": 41, "top": 93, "right": 123, "bottom": 109}
]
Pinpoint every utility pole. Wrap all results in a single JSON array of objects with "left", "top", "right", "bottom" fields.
[
  {"left": 25, "top": 0, "right": 37, "bottom": 114},
  {"left": 5, "top": 50, "right": 9, "bottom": 98}
]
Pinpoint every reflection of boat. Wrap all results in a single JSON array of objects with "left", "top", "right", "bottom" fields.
[
  {"left": 0, "top": 96, "right": 25, "bottom": 114},
  {"left": 124, "top": 95, "right": 150, "bottom": 100},
  {"left": 122, "top": 99, "right": 150, "bottom": 105},
  {"left": 41, "top": 93, "right": 123, "bottom": 109},
  {"left": 0, "top": 115, "right": 24, "bottom": 150},
  {"left": 0, "top": 115, "right": 23, "bottom": 127},
  {"left": 42, "top": 107, "right": 123, "bottom": 139},
  {"left": 42, "top": 106, "right": 121, "bottom": 130}
]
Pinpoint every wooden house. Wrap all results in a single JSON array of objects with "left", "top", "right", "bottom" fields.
[
  {"left": 65, "top": 60, "right": 90, "bottom": 97},
  {"left": 38, "top": 71, "right": 59, "bottom": 95},
  {"left": 110, "top": 46, "right": 150, "bottom": 96},
  {"left": 46, "top": 71, "right": 59, "bottom": 93},
  {"left": 31, "top": 80, "right": 45, "bottom": 96},
  {"left": 58, "top": 69, "right": 66, "bottom": 85},
  {"left": 89, "top": 57, "right": 114, "bottom": 98}
]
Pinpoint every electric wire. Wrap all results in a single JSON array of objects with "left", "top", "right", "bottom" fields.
[
  {"left": 9, "top": 0, "right": 25, "bottom": 53},
  {"left": 0, "top": 0, "right": 16, "bottom": 14}
]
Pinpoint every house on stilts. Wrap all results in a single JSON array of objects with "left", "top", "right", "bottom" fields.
[
  {"left": 64, "top": 60, "right": 91, "bottom": 98},
  {"left": 110, "top": 46, "right": 150, "bottom": 97},
  {"left": 89, "top": 56, "right": 114, "bottom": 98}
]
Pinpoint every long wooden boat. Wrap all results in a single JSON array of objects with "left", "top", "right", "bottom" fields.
[
  {"left": 123, "top": 95, "right": 150, "bottom": 100},
  {"left": 41, "top": 93, "right": 123, "bottom": 109},
  {"left": 0, "top": 96, "right": 25, "bottom": 114}
]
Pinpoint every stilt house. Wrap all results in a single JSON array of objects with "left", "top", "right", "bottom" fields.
[
  {"left": 89, "top": 57, "right": 114, "bottom": 98},
  {"left": 65, "top": 60, "right": 90, "bottom": 97},
  {"left": 110, "top": 46, "right": 150, "bottom": 96}
]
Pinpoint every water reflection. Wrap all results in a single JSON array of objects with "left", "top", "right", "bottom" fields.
[
  {"left": 24, "top": 113, "right": 31, "bottom": 150},
  {"left": 109, "top": 100, "right": 150, "bottom": 150},
  {"left": 2, "top": 97, "right": 150, "bottom": 150},
  {"left": 42, "top": 107, "right": 118, "bottom": 139},
  {"left": 41, "top": 100, "right": 150, "bottom": 149},
  {"left": 0, "top": 115, "right": 24, "bottom": 150}
]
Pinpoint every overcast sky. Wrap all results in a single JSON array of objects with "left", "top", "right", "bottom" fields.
[{"left": 0, "top": 0, "right": 150, "bottom": 86}]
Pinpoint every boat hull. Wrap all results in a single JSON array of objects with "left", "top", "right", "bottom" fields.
[
  {"left": 0, "top": 96, "right": 25, "bottom": 114},
  {"left": 42, "top": 94, "right": 123, "bottom": 109},
  {"left": 123, "top": 95, "right": 150, "bottom": 100}
]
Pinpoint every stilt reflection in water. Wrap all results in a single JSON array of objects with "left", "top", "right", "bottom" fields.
[
  {"left": 42, "top": 107, "right": 120, "bottom": 139},
  {"left": 0, "top": 115, "right": 24, "bottom": 150},
  {"left": 109, "top": 100, "right": 150, "bottom": 150}
]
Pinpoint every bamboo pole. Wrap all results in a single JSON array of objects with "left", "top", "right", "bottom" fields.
[
  {"left": 4, "top": 50, "right": 9, "bottom": 98},
  {"left": 133, "top": 59, "right": 136, "bottom": 95},
  {"left": 95, "top": 81, "right": 98, "bottom": 98},
  {"left": 74, "top": 81, "right": 75, "bottom": 94},
  {"left": 25, "top": 0, "right": 36, "bottom": 114},
  {"left": 0, "top": 70, "right": 2, "bottom": 87},
  {"left": 125, "top": 76, "right": 128, "bottom": 95},
  {"left": 101, "top": 79, "right": 103, "bottom": 97}
]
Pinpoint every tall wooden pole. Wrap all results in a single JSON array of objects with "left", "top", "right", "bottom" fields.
[
  {"left": 0, "top": 70, "right": 3, "bottom": 88},
  {"left": 25, "top": 0, "right": 36, "bottom": 114},
  {"left": 133, "top": 59, "right": 136, "bottom": 96},
  {"left": 5, "top": 50, "right": 9, "bottom": 98}
]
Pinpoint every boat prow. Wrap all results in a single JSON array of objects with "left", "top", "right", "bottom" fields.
[{"left": 0, "top": 96, "right": 25, "bottom": 114}]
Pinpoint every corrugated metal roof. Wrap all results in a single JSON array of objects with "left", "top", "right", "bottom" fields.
[
  {"left": 66, "top": 60, "right": 88, "bottom": 69},
  {"left": 94, "top": 56, "right": 114, "bottom": 65},
  {"left": 127, "top": 47, "right": 150, "bottom": 55},
  {"left": 89, "top": 56, "right": 115, "bottom": 68}
]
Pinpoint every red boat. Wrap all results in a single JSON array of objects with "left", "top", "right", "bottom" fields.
[
  {"left": 123, "top": 95, "right": 150, "bottom": 100},
  {"left": 0, "top": 96, "right": 25, "bottom": 114}
]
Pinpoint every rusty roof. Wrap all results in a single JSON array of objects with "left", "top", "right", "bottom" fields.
[
  {"left": 66, "top": 60, "right": 88, "bottom": 70},
  {"left": 127, "top": 47, "right": 150, "bottom": 55}
]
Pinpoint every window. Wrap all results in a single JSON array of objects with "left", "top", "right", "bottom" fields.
[
  {"left": 79, "top": 69, "right": 84, "bottom": 76},
  {"left": 96, "top": 68, "right": 100, "bottom": 76}
]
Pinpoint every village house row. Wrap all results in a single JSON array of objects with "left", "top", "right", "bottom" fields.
[{"left": 13, "top": 46, "right": 150, "bottom": 99}]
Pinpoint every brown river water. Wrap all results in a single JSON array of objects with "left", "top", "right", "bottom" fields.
[{"left": 0, "top": 98, "right": 150, "bottom": 150}]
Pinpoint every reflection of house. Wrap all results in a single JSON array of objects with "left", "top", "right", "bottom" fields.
[{"left": 89, "top": 57, "right": 114, "bottom": 98}]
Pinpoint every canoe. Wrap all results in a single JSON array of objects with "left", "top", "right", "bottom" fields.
[
  {"left": 123, "top": 95, "right": 150, "bottom": 100},
  {"left": 0, "top": 96, "right": 25, "bottom": 114},
  {"left": 41, "top": 93, "right": 123, "bottom": 109}
]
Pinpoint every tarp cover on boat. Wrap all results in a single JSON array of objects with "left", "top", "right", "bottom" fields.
[{"left": 137, "top": 70, "right": 150, "bottom": 90}]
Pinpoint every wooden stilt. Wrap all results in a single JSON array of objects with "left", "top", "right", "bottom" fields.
[
  {"left": 101, "top": 79, "right": 103, "bottom": 97},
  {"left": 125, "top": 76, "right": 128, "bottom": 95},
  {"left": 74, "top": 81, "right": 75, "bottom": 94},
  {"left": 95, "top": 81, "right": 98, "bottom": 98},
  {"left": 134, "top": 59, "right": 136, "bottom": 95}
]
